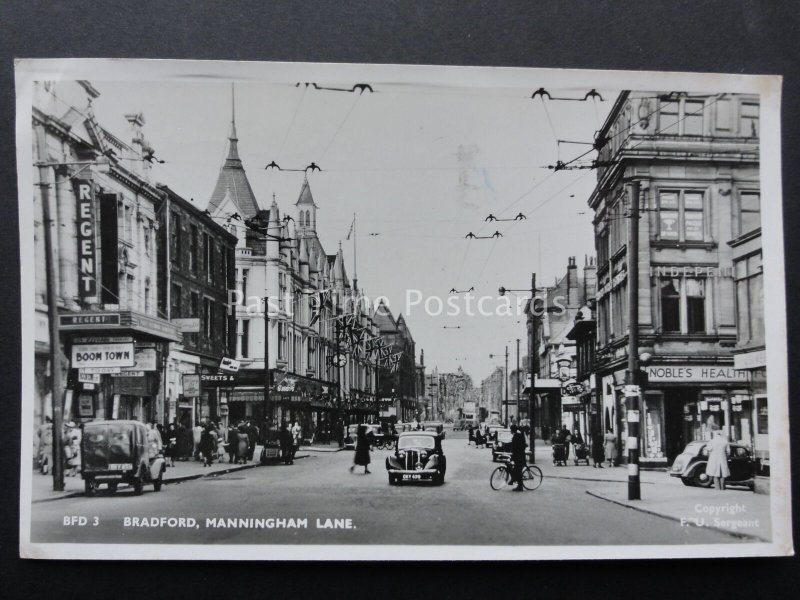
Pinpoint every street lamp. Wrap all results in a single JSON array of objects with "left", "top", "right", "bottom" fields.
[{"left": 489, "top": 346, "right": 509, "bottom": 425}]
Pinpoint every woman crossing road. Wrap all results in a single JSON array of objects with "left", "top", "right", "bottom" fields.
[{"left": 349, "top": 425, "right": 371, "bottom": 474}]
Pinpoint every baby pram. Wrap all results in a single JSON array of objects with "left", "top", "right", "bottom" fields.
[
  {"left": 573, "top": 442, "right": 590, "bottom": 466},
  {"left": 552, "top": 442, "right": 568, "bottom": 466}
]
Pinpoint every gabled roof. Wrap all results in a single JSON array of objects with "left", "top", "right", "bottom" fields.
[
  {"left": 208, "top": 113, "right": 260, "bottom": 218},
  {"left": 374, "top": 300, "right": 398, "bottom": 333}
]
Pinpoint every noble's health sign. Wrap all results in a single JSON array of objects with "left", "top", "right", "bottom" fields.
[{"left": 71, "top": 343, "right": 135, "bottom": 369}]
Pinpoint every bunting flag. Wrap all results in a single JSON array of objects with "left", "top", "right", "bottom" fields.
[{"left": 345, "top": 216, "right": 355, "bottom": 240}]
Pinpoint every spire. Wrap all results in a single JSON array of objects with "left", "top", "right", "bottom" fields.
[
  {"left": 295, "top": 175, "right": 317, "bottom": 207},
  {"left": 230, "top": 84, "right": 238, "bottom": 138}
]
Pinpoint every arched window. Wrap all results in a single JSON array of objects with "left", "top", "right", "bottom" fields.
[
  {"left": 306, "top": 210, "right": 312, "bottom": 227},
  {"left": 299, "top": 212, "right": 305, "bottom": 227}
]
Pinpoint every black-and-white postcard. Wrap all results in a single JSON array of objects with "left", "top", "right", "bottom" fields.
[{"left": 16, "top": 59, "right": 792, "bottom": 560}]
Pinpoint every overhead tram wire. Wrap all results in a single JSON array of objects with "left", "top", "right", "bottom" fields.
[
  {"left": 265, "top": 83, "right": 309, "bottom": 190},
  {"left": 550, "top": 93, "right": 727, "bottom": 172},
  {"left": 319, "top": 91, "right": 364, "bottom": 164}
]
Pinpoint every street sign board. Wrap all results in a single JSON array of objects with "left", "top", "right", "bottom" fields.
[
  {"left": 183, "top": 373, "right": 201, "bottom": 397},
  {"left": 80, "top": 366, "right": 122, "bottom": 374},
  {"left": 60, "top": 313, "right": 121, "bottom": 328},
  {"left": 220, "top": 357, "right": 241, "bottom": 372},
  {"left": 71, "top": 342, "right": 135, "bottom": 369},
  {"left": 173, "top": 318, "right": 201, "bottom": 333},
  {"left": 77, "top": 370, "right": 101, "bottom": 384}
]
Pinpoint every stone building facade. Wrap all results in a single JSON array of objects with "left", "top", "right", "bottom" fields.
[{"left": 588, "top": 91, "right": 763, "bottom": 468}]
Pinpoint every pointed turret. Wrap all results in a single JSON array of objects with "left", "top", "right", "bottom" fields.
[
  {"left": 208, "top": 85, "right": 260, "bottom": 218},
  {"left": 296, "top": 176, "right": 318, "bottom": 233}
]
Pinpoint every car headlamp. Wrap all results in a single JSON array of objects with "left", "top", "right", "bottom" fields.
[{"left": 398, "top": 451, "right": 406, "bottom": 458}]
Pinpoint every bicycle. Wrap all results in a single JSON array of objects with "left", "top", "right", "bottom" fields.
[{"left": 489, "top": 459, "right": 543, "bottom": 491}]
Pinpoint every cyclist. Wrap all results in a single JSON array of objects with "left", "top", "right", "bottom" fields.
[{"left": 508, "top": 424, "right": 528, "bottom": 491}]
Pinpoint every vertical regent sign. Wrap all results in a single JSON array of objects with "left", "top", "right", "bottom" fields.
[{"left": 74, "top": 179, "right": 97, "bottom": 299}]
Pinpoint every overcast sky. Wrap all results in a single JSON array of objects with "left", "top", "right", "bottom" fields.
[{"left": 91, "top": 79, "right": 614, "bottom": 383}]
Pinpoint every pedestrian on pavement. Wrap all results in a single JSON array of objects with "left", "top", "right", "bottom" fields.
[
  {"left": 591, "top": 428, "right": 604, "bottom": 468},
  {"left": 350, "top": 425, "right": 371, "bottom": 474},
  {"left": 246, "top": 421, "right": 258, "bottom": 462},
  {"left": 200, "top": 424, "right": 215, "bottom": 467},
  {"left": 37, "top": 417, "right": 53, "bottom": 474},
  {"left": 291, "top": 421, "right": 302, "bottom": 458},
  {"left": 192, "top": 422, "right": 203, "bottom": 460},
  {"left": 64, "top": 422, "right": 81, "bottom": 477},
  {"left": 508, "top": 425, "right": 527, "bottom": 491},
  {"left": 236, "top": 425, "right": 249, "bottom": 464},
  {"left": 467, "top": 423, "right": 474, "bottom": 446},
  {"left": 146, "top": 422, "right": 162, "bottom": 457},
  {"left": 604, "top": 429, "right": 617, "bottom": 468},
  {"left": 165, "top": 423, "right": 178, "bottom": 467},
  {"left": 226, "top": 424, "right": 238, "bottom": 463},
  {"left": 706, "top": 429, "right": 731, "bottom": 490},
  {"left": 279, "top": 422, "right": 294, "bottom": 465},
  {"left": 559, "top": 426, "right": 572, "bottom": 461}
]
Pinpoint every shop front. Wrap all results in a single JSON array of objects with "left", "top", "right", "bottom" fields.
[
  {"left": 60, "top": 311, "right": 179, "bottom": 426},
  {"left": 734, "top": 349, "right": 769, "bottom": 474},
  {"left": 224, "top": 369, "right": 336, "bottom": 440},
  {"left": 639, "top": 364, "right": 759, "bottom": 469}
]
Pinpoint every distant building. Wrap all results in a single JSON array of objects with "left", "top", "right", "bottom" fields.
[{"left": 155, "top": 184, "right": 237, "bottom": 428}]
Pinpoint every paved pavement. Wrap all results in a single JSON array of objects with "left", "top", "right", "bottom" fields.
[
  {"left": 30, "top": 445, "right": 308, "bottom": 503},
  {"left": 29, "top": 431, "right": 763, "bottom": 546}
]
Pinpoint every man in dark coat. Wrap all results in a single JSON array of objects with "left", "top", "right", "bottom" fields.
[
  {"left": 508, "top": 425, "right": 527, "bottom": 491},
  {"left": 279, "top": 422, "right": 294, "bottom": 465},
  {"left": 199, "top": 425, "right": 215, "bottom": 467},
  {"left": 349, "top": 425, "right": 371, "bottom": 474},
  {"left": 246, "top": 421, "right": 259, "bottom": 461},
  {"left": 226, "top": 423, "right": 238, "bottom": 463}
]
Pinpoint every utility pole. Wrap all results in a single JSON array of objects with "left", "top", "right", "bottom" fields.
[
  {"left": 516, "top": 338, "right": 520, "bottom": 425},
  {"left": 263, "top": 298, "right": 271, "bottom": 431},
  {"left": 504, "top": 345, "right": 509, "bottom": 426},
  {"left": 336, "top": 317, "right": 343, "bottom": 444},
  {"left": 529, "top": 273, "right": 536, "bottom": 464},
  {"left": 35, "top": 126, "right": 65, "bottom": 492},
  {"left": 625, "top": 180, "right": 641, "bottom": 501}
]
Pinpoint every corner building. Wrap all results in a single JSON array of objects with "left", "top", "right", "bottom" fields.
[{"left": 589, "top": 91, "right": 764, "bottom": 469}]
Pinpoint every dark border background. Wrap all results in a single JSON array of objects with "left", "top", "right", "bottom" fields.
[{"left": 1, "top": 1, "right": 798, "bottom": 598}]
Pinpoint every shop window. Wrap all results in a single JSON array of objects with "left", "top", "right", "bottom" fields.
[
  {"left": 740, "top": 102, "right": 759, "bottom": 137},
  {"left": 660, "top": 279, "right": 680, "bottom": 332},
  {"left": 756, "top": 397, "right": 768, "bottom": 434},
  {"left": 242, "top": 269, "right": 250, "bottom": 302},
  {"left": 734, "top": 252, "right": 764, "bottom": 345},
  {"left": 658, "top": 97, "right": 705, "bottom": 135},
  {"left": 189, "top": 225, "right": 199, "bottom": 273},
  {"left": 657, "top": 190, "right": 705, "bottom": 242},
  {"left": 170, "top": 212, "right": 181, "bottom": 262},
  {"left": 715, "top": 99, "right": 731, "bottom": 131},
  {"left": 278, "top": 322, "right": 287, "bottom": 360},
  {"left": 204, "top": 298, "right": 212, "bottom": 338},
  {"left": 737, "top": 191, "right": 761, "bottom": 237},
  {"left": 643, "top": 394, "right": 665, "bottom": 460},
  {"left": 685, "top": 278, "right": 706, "bottom": 334},
  {"left": 171, "top": 283, "right": 181, "bottom": 317}
]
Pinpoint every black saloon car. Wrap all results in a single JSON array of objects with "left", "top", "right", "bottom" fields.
[
  {"left": 491, "top": 428, "right": 513, "bottom": 462},
  {"left": 669, "top": 440, "right": 755, "bottom": 489},
  {"left": 386, "top": 431, "right": 446, "bottom": 485}
]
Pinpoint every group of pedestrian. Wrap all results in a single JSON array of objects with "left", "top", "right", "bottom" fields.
[{"left": 36, "top": 419, "right": 82, "bottom": 477}]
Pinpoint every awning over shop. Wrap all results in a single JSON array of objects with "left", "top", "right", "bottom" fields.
[{"left": 523, "top": 377, "right": 563, "bottom": 394}]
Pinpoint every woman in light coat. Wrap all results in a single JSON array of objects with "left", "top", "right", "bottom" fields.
[{"left": 705, "top": 430, "right": 730, "bottom": 490}]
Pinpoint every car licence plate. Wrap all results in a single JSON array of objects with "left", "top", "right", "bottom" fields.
[
  {"left": 402, "top": 474, "right": 422, "bottom": 480},
  {"left": 107, "top": 464, "right": 130, "bottom": 471}
]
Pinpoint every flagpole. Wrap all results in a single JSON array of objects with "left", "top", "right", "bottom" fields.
[{"left": 352, "top": 212, "right": 357, "bottom": 293}]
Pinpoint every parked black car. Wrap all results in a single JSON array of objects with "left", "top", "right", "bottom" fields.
[
  {"left": 386, "top": 431, "right": 446, "bottom": 485},
  {"left": 669, "top": 440, "right": 755, "bottom": 490}
]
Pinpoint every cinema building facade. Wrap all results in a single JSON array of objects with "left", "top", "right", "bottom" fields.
[{"left": 589, "top": 91, "right": 766, "bottom": 470}]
